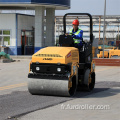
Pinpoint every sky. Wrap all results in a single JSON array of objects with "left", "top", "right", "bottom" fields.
[{"left": 56, "top": 0, "right": 120, "bottom": 15}]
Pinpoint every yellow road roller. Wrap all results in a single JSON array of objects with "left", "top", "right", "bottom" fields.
[{"left": 28, "top": 13, "right": 96, "bottom": 97}]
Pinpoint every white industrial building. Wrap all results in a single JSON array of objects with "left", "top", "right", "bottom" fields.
[
  {"left": 0, "top": 13, "right": 34, "bottom": 55},
  {"left": 0, "top": 0, "right": 70, "bottom": 55}
]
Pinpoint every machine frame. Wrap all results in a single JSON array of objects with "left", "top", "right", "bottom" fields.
[{"left": 28, "top": 13, "right": 96, "bottom": 96}]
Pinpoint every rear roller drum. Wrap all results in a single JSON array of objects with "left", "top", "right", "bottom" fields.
[{"left": 78, "top": 69, "right": 95, "bottom": 91}]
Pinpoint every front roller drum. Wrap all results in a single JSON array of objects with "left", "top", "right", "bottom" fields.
[{"left": 28, "top": 75, "right": 77, "bottom": 97}]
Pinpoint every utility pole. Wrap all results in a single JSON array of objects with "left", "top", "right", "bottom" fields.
[
  {"left": 103, "top": 0, "right": 106, "bottom": 58},
  {"left": 55, "top": 17, "right": 57, "bottom": 45},
  {"left": 118, "top": 25, "right": 119, "bottom": 41},
  {"left": 99, "top": 16, "right": 101, "bottom": 41}
]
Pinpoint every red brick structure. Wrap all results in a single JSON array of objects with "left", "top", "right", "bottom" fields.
[{"left": 93, "top": 58, "right": 120, "bottom": 66}]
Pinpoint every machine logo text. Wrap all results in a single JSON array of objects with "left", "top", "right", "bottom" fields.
[{"left": 43, "top": 58, "right": 53, "bottom": 60}]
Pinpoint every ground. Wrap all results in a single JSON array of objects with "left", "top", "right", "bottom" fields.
[{"left": 0, "top": 59, "right": 120, "bottom": 120}]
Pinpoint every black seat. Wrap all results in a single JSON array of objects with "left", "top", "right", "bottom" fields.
[{"left": 59, "top": 35, "right": 74, "bottom": 47}]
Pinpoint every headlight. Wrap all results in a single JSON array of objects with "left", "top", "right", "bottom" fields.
[
  {"left": 36, "top": 67, "right": 40, "bottom": 71},
  {"left": 57, "top": 68, "right": 61, "bottom": 72}
]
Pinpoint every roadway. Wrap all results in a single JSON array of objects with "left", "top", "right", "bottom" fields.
[{"left": 0, "top": 60, "right": 120, "bottom": 120}]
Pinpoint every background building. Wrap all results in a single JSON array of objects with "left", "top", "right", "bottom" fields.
[
  {"left": 0, "top": 13, "right": 35, "bottom": 55},
  {"left": 1, "top": 13, "right": 120, "bottom": 55},
  {"left": 55, "top": 15, "right": 120, "bottom": 46},
  {"left": 0, "top": 0, "right": 70, "bottom": 55}
]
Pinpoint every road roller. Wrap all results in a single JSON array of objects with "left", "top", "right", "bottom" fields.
[{"left": 28, "top": 13, "right": 96, "bottom": 97}]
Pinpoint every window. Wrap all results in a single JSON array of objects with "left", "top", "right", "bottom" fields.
[
  {"left": 27, "top": 37, "right": 34, "bottom": 46},
  {"left": 0, "top": 31, "right": 2, "bottom": 35},
  {"left": 0, "top": 37, "right": 2, "bottom": 45},
  {"left": 4, "top": 36, "right": 10, "bottom": 45},
  {"left": 3, "top": 30, "right": 10, "bottom": 35},
  {"left": 0, "top": 30, "right": 11, "bottom": 46},
  {"left": 25, "top": 31, "right": 34, "bottom": 46}
]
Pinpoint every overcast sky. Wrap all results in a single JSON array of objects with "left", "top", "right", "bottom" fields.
[{"left": 56, "top": 0, "right": 120, "bottom": 15}]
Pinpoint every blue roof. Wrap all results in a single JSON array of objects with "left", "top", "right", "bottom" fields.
[{"left": 0, "top": 0, "right": 70, "bottom": 10}]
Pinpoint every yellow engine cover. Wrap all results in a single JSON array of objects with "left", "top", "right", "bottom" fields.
[{"left": 32, "top": 47, "right": 79, "bottom": 64}]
